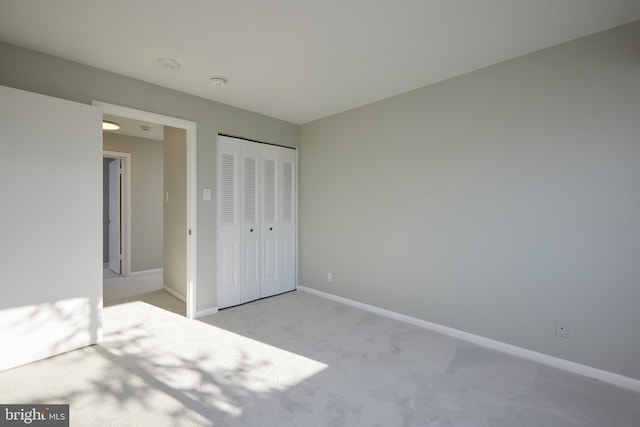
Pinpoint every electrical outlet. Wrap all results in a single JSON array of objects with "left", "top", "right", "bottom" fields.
[
  {"left": 327, "top": 272, "right": 333, "bottom": 283},
  {"left": 555, "top": 320, "right": 569, "bottom": 338}
]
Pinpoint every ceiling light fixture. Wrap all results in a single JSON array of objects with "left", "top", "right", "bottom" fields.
[
  {"left": 102, "top": 120, "right": 120, "bottom": 131},
  {"left": 140, "top": 125, "right": 151, "bottom": 132},
  {"left": 210, "top": 76, "right": 227, "bottom": 87},
  {"left": 157, "top": 57, "right": 180, "bottom": 70}
]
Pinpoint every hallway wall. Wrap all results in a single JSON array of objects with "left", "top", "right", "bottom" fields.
[{"left": 104, "top": 133, "right": 164, "bottom": 272}]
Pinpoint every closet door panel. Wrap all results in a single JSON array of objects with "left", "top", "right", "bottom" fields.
[
  {"left": 217, "top": 139, "right": 242, "bottom": 308},
  {"left": 240, "top": 142, "right": 261, "bottom": 303},
  {"left": 261, "top": 145, "right": 280, "bottom": 298},
  {"left": 219, "top": 241, "right": 240, "bottom": 302},
  {"left": 217, "top": 135, "right": 297, "bottom": 307},
  {"left": 279, "top": 150, "right": 296, "bottom": 292}
]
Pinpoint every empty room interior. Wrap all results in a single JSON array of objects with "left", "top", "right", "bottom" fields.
[{"left": 1, "top": 1, "right": 640, "bottom": 426}]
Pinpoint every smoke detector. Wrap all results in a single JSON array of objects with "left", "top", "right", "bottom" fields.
[
  {"left": 157, "top": 57, "right": 180, "bottom": 70},
  {"left": 140, "top": 125, "right": 151, "bottom": 132},
  {"left": 210, "top": 76, "right": 227, "bottom": 87}
]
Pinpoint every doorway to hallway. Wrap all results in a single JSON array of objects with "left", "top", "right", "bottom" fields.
[
  {"left": 103, "top": 151, "right": 130, "bottom": 276},
  {"left": 96, "top": 101, "right": 198, "bottom": 318}
]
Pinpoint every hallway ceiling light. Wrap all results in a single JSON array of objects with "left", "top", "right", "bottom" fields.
[
  {"left": 102, "top": 120, "right": 120, "bottom": 130},
  {"left": 210, "top": 76, "right": 227, "bottom": 87}
]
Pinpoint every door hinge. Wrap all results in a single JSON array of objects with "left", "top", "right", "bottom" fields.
[{"left": 188, "top": 229, "right": 192, "bottom": 236}]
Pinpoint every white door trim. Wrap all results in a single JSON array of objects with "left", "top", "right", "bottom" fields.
[
  {"left": 103, "top": 151, "right": 131, "bottom": 276},
  {"left": 93, "top": 101, "right": 198, "bottom": 319}
]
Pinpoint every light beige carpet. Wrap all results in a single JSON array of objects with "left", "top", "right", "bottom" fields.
[
  {"left": 103, "top": 268, "right": 185, "bottom": 316},
  {"left": 1, "top": 291, "right": 639, "bottom": 426},
  {"left": 103, "top": 269, "right": 164, "bottom": 301}
]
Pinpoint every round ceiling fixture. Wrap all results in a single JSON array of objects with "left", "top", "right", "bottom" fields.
[
  {"left": 210, "top": 76, "right": 227, "bottom": 87},
  {"left": 140, "top": 125, "right": 151, "bottom": 132},
  {"left": 157, "top": 57, "right": 180, "bottom": 70},
  {"left": 102, "top": 120, "right": 120, "bottom": 131}
]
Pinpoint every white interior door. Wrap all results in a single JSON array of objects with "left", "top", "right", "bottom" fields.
[
  {"left": 217, "top": 135, "right": 297, "bottom": 309},
  {"left": 108, "top": 158, "right": 121, "bottom": 274},
  {"left": 0, "top": 85, "right": 102, "bottom": 371}
]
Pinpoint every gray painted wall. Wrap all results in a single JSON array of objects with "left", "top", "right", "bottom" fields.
[
  {"left": 0, "top": 41, "right": 299, "bottom": 312},
  {"left": 104, "top": 133, "right": 164, "bottom": 272},
  {"left": 163, "top": 126, "right": 187, "bottom": 298},
  {"left": 300, "top": 22, "right": 640, "bottom": 380}
]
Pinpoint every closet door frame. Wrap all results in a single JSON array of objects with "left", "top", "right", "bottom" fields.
[{"left": 216, "top": 135, "right": 297, "bottom": 309}]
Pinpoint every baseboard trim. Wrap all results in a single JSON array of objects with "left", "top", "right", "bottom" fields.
[
  {"left": 297, "top": 286, "right": 640, "bottom": 393},
  {"left": 129, "top": 268, "right": 163, "bottom": 276},
  {"left": 162, "top": 285, "right": 186, "bottom": 303},
  {"left": 195, "top": 307, "right": 219, "bottom": 318}
]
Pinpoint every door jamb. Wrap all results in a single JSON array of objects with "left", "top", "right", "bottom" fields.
[
  {"left": 93, "top": 101, "right": 198, "bottom": 319},
  {"left": 103, "top": 151, "right": 131, "bottom": 276}
]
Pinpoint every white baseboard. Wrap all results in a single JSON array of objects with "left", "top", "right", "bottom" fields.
[
  {"left": 297, "top": 286, "right": 640, "bottom": 393},
  {"left": 162, "top": 285, "right": 186, "bottom": 303},
  {"left": 195, "top": 307, "right": 219, "bottom": 318},
  {"left": 129, "top": 268, "right": 163, "bottom": 276}
]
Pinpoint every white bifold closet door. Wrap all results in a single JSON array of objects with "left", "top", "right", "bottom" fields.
[{"left": 217, "top": 135, "right": 296, "bottom": 309}]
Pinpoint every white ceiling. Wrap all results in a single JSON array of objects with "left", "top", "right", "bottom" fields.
[{"left": 1, "top": 1, "right": 639, "bottom": 124}]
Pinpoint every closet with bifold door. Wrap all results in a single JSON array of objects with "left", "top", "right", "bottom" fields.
[{"left": 217, "top": 135, "right": 297, "bottom": 309}]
